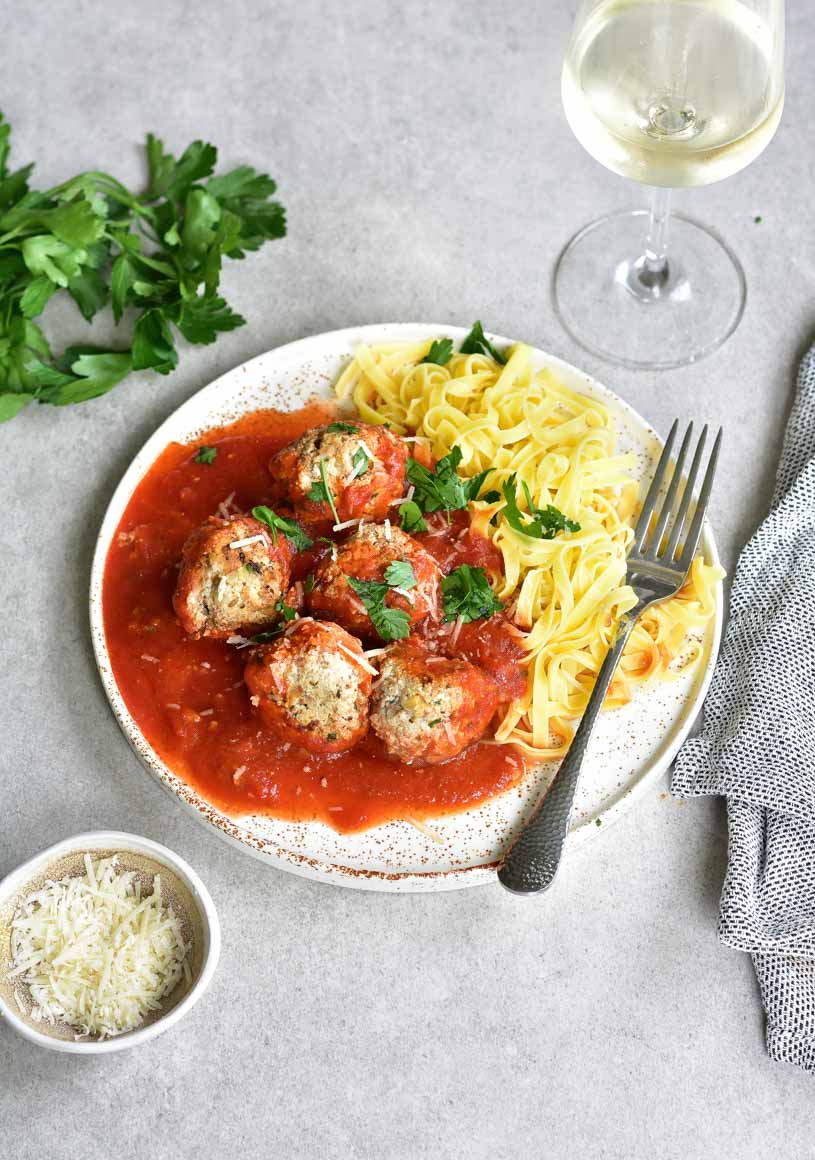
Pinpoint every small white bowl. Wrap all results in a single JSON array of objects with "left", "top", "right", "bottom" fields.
[{"left": 0, "top": 831, "right": 221, "bottom": 1054}]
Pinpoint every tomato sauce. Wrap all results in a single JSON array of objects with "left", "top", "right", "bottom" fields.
[{"left": 102, "top": 403, "right": 527, "bottom": 833}]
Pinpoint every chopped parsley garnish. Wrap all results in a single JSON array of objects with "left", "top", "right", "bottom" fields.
[
  {"left": 194, "top": 445, "right": 217, "bottom": 465},
  {"left": 249, "top": 629, "right": 284, "bottom": 644},
  {"left": 460, "top": 320, "right": 507, "bottom": 365},
  {"left": 346, "top": 577, "right": 411, "bottom": 641},
  {"left": 754, "top": 215, "right": 763, "bottom": 224},
  {"left": 303, "top": 573, "right": 316, "bottom": 593},
  {"left": 427, "top": 718, "right": 441, "bottom": 727},
  {"left": 251, "top": 505, "right": 313, "bottom": 550},
  {"left": 406, "top": 446, "right": 493, "bottom": 514},
  {"left": 350, "top": 444, "right": 371, "bottom": 480},
  {"left": 383, "top": 559, "right": 417, "bottom": 590},
  {"left": 398, "top": 500, "right": 428, "bottom": 533},
  {"left": 326, "top": 421, "right": 359, "bottom": 434},
  {"left": 441, "top": 564, "right": 503, "bottom": 623},
  {"left": 499, "top": 475, "right": 581, "bottom": 541},
  {"left": 244, "top": 561, "right": 261, "bottom": 575},
  {"left": 420, "top": 338, "right": 454, "bottom": 366},
  {"left": 307, "top": 459, "right": 340, "bottom": 524},
  {"left": 275, "top": 598, "right": 297, "bottom": 622}
]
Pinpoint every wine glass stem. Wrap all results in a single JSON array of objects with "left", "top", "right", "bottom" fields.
[{"left": 641, "top": 186, "right": 672, "bottom": 286}]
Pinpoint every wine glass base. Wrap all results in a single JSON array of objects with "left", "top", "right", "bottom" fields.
[{"left": 552, "top": 210, "right": 746, "bottom": 370}]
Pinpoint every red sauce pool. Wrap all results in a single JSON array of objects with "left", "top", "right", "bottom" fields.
[{"left": 102, "top": 403, "right": 527, "bottom": 833}]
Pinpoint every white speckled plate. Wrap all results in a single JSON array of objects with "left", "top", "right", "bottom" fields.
[{"left": 90, "top": 324, "right": 723, "bottom": 892}]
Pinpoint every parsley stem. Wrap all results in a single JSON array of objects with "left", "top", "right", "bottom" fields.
[{"left": 319, "top": 458, "right": 340, "bottom": 525}]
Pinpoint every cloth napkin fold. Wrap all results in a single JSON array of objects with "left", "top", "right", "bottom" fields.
[{"left": 673, "top": 340, "right": 815, "bottom": 1071}]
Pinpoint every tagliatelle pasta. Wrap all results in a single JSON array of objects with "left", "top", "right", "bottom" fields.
[{"left": 336, "top": 338, "right": 724, "bottom": 759}]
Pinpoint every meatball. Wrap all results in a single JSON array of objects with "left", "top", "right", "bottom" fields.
[
  {"left": 370, "top": 642, "right": 500, "bottom": 764},
  {"left": 270, "top": 422, "right": 407, "bottom": 528},
  {"left": 308, "top": 523, "right": 440, "bottom": 637},
  {"left": 244, "top": 618, "right": 372, "bottom": 753},
  {"left": 173, "top": 515, "right": 293, "bottom": 638}
]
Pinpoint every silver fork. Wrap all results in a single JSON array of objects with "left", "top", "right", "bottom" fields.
[{"left": 498, "top": 419, "right": 722, "bottom": 896}]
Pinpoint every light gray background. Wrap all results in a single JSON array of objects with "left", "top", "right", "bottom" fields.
[{"left": 1, "top": 1, "right": 813, "bottom": 1157}]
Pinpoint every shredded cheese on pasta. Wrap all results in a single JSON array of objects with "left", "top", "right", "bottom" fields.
[{"left": 336, "top": 338, "right": 723, "bottom": 758}]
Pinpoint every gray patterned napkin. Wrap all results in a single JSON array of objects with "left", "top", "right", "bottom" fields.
[{"left": 672, "top": 341, "right": 815, "bottom": 1071}]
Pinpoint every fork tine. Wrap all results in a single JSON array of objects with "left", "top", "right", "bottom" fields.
[
  {"left": 677, "top": 428, "right": 722, "bottom": 567},
  {"left": 645, "top": 421, "right": 693, "bottom": 557},
  {"left": 633, "top": 419, "right": 678, "bottom": 550},
  {"left": 664, "top": 424, "right": 708, "bottom": 561}
]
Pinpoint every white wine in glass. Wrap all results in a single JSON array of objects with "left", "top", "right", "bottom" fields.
[{"left": 554, "top": 0, "right": 785, "bottom": 369}]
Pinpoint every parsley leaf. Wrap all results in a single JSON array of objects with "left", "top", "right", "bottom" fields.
[
  {"left": 383, "top": 559, "right": 417, "bottom": 590},
  {"left": 304, "top": 573, "right": 316, "bottom": 594},
  {"left": 325, "top": 421, "right": 359, "bottom": 434},
  {"left": 500, "top": 475, "right": 581, "bottom": 540},
  {"left": 460, "top": 320, "right": 507, "bottom": 365},
  {"left": 307, "top": 459, "right": 340, "bottom": 524},
  {"left": 248, "top": 629, "right": 284, "bottom": 644},
  {"left": 346, "top": 577, "right": 411, "bottom": 641},
  {"left": 176, "top": 295, "right": 245, "bottom": 345},
  {"left": 275, "top": 598, "right": 297, "bottom": 622},
  {"left": 251, "top": 505, "right": 313, "bottom": 550},
  {"left": 194, "top": 445, "right": 217, "bottom": 465},
  {"left": 398, "top": 500, "right": 428, "bottom": 533},
  {"left": 350, "top": 444, "right": 371, "bottom": 479},
  {"left": 406, "top": 446, "right": 493, "bottom": 514},
  {"left": 421, "top": 338, "right": 454, "bottom": 366},
  {"left": 441, "top": 565, "right": 503, "bottom": 623}
]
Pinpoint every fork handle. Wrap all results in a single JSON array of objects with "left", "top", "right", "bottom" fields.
[{"left": 498, "top": 611, "right": 639, "bottom": 896}]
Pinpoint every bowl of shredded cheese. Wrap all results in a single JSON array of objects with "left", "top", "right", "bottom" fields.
[{"left": 0, "top": 832, "right": 221, "bottom": 1053}]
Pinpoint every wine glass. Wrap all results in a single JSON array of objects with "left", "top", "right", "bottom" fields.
[{"left": 553, "top": 0, "right": 785, "bottom": 370}]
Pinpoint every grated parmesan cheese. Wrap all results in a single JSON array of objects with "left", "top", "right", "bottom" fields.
[
  {"left": 9, "top": 855, "right": 191, "bottom": 1040},
  {"left": 228, "top": 534, "right": 267, "bottom": 550},
  {"left": 336, "top": 642, "right": 379, "bottom": 676},
  {"left": 391, "top": 587, "right": 415, "bottom": 605},
  {"left": 216, "top": 491, "right": 237, "bottom": 519},
  {"left": 405, "top": 816, "right": 445, "bottom": 844}
]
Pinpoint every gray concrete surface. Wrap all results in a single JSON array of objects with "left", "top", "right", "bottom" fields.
[{"left": 1, "top": 1, "right": 814, "bottom": 1157}]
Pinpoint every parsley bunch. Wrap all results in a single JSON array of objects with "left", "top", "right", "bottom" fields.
[{"left": 0, "top": 113, "right": 286, "bottom": 423}]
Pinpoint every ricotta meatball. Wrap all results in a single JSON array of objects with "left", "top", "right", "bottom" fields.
[
  {"left": 244, "top": 619, "right": 371, "bottom": 753},
  {"left": 370, "top": 642, "right": 500, "bottom": 764},
  {"left": 308, "top": 523, "right": 440, "bottom": 637},
  {"left": 173, "top": 514, "right": 293, "bottom": 638},
  {"left": 270, "top": 422, "right": 407, "bottom": 527}
]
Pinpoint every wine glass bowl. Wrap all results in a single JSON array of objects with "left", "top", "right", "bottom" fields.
[{"left": 554, "top": 0, "right": 785, "bottom": 369}]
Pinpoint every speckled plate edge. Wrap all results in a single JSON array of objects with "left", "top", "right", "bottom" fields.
[{"left": 89, "top": 323, "right": 723, "bottom": 892}]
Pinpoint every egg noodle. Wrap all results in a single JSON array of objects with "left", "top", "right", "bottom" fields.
[{"left": 335, "top": 338, "right": 723, "bottom": 760}]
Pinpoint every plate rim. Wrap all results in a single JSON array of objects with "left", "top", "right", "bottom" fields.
[{"left": 89, "top": 322, "right": 723, "bottom": 892}]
